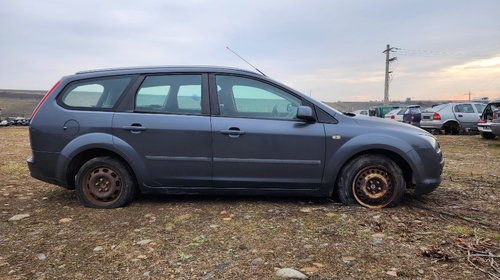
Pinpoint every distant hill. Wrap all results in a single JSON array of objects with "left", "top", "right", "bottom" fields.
[
  {"left": 0, "top": 88, "right": 473, "bottom": 119},
  {"left": 0, "top": 89, "right": 45, "bottom": 118}
]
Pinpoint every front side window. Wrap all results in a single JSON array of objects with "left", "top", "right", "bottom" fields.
[
  {"left": 216, "top": 75, "right": 302, "bottom": 120},
  {"left": 135, "top": 75, "right": 202, "bottom": 114},
  {"left": 60, "top": 77, "right": 132, "bottom": 109}
]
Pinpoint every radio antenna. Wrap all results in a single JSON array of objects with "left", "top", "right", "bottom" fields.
[{"left": 226, "top": 46, "right": 267, "bottom": 76}]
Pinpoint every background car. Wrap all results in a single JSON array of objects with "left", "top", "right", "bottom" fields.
[
  {"left": 478, "top": 98, "right": 500, "bottom": 139},
  {"left": 420, "top": 102, "right": 485, "bottom": 134},
  {"left": 352, "top": 109, "right": 368, "bottom": 116},
  {"left": 489, "top": 109, "right": 500, "bottom": 139},
  {"left": 401, "top": 106, "right": 422, "bottom": 126},
  {"left": 384, "top": 108, "right": 401, "bottom": 121},
  {"left": 369, "top": 105, "right": 400, "bottom": 118}
]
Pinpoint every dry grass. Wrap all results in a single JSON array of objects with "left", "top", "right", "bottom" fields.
[{"left": 0, "top": 127, "right": 499, "bottom": 279}]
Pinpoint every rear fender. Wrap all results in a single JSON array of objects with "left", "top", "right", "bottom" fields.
[{"left": 56, "top": 133, "right": 148, "bottom": 190}]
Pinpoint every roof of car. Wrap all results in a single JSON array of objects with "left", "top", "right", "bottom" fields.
[{"left": 75, "top": 65, "right": 262, "bottom": 76}]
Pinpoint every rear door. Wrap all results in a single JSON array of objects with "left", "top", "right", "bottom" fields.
[
  {"left": 113, "top": 74, "right": 212, "bottom": 187},
  {"left": 453, "top": 103, "right": 478, "bottom": 129},
  {"left": 209, "top": 74, "right": 326, "bottom": 189}
]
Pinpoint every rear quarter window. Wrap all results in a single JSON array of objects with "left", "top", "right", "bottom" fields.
[{"left": 59, "top": 76, "right": 132, "bottom": 109}]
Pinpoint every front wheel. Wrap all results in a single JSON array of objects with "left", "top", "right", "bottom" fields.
[
  {"left": 75, "top": 156, "right": 136, "bottom": 208},
  {"left": 336, "top": 155, "right": 405, "bottom": 208}
]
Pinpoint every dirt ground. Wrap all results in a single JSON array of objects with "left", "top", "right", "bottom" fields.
[{"left": 0, "top": 127, "right": 499, "bottom": 280}]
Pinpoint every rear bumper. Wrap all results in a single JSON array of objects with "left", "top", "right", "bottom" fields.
[
  {"left": 491, "top": 123, "right": 500, "bottom": 136},
  {"left": 420, "top": 121, "right": 442, "bottom": 129},
  {"left": 27, "top": 152, "right": 68, "bottom": 188},
  {"left": 478, "top": 124, "right": 492, "bottom": 133}
]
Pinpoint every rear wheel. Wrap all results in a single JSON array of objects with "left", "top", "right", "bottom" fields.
[
  {"left": 75, "top": 156, "right": 136, "bottom": 208},
  {"left": 480, "top": 132, "right": 496, "bottom": 139},
  {"left": 443, "top": 122, "right": 460, "bottom": 135},
  {"left": 337, "top": 155, "right": 405, "bottom": 208}
]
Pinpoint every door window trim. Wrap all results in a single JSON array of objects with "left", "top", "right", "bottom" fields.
[
  {"left": 131, "top": 73, "right": 210, "bottom": 116},
  {"left": 208, "top": 73, "right": 315, "bottom": 122}
]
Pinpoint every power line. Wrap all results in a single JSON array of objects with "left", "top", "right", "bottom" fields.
[{"left": 395, "top": 48, "right": 494, "bottom": 59}]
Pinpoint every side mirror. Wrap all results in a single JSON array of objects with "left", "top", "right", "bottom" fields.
[{"left": 296, "top": 106, "right": 316, "bottom": 122}]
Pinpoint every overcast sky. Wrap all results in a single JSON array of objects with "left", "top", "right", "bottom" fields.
[{"left": 1, "top": 0, "right": 499, "bottom": 102}]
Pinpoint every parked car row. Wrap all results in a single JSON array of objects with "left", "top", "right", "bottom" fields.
[
  {"left": 384, "top": 105, "right": 421, "bottom": 126},
  {"left": 351, "top": 99, "right": 500, "bottom": 138},
  {"left": 0, "top": 117, "right": 30, "bottom": 126}
]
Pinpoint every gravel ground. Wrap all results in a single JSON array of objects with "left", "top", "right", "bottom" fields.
[{"left": 0, "top": 127, "right": 499, "bottom": 279}]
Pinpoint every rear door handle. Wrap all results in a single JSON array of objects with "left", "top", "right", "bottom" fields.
[
  {"left": 122, "top": 124, "right": 147, "bottom": 134},
  {"left": 220, "top": 127, "right": 245, "bottom": 138},
  {"left": 458, "top": 114, "right": 463, "bottom": 117}
]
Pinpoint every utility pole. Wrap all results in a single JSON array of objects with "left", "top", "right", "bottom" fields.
[{"left": 383, "top": 44, "right": 398, "bottom": 105}]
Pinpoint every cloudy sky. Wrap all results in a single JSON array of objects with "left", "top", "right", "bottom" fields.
[{"left": 1, "top": 0, "right": 499, "bottom": 102}]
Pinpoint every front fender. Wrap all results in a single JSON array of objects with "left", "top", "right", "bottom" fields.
[{"left": 322, "top": 132, "right": 423, "bottom": 192}]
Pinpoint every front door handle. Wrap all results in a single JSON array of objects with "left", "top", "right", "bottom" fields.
[{"left": 220, "top": 127, "right": 245, "bottom": 138}]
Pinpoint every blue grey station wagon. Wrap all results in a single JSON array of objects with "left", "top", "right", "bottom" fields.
[{"left": 28, "top": 66, "right": 443, "bottom": 208}]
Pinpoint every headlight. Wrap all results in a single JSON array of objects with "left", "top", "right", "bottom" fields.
[{"left": 419, "top": 134, "right": 440, "bottom": 151}]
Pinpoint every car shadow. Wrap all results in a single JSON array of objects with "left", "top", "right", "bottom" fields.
[{"left": 133, "top": 192, "right": 339, "bottom": 206}]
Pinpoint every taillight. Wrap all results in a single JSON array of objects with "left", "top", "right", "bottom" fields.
[
  {"left": 30, "top": 80, "right": 60, "bottom": 121},
  {"left": 433, "top": 113, "right": 441, "bottom": 120},
  {"left": 411, "top": 115, "right": 415, "bottom": 122},
  {"left": 479, "top": 120, "right": 486, "bottom": 123},
  {"left": 391, "top": 115, "right": 395, "bottom": 119},
  {"left": 493, "top": 113, "right": 497, "bottom": 120}
]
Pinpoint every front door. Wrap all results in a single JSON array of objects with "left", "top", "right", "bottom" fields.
[{"left": 210, "top": 74, "right": 325, "bottom": 189}]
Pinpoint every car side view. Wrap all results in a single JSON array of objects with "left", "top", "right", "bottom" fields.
[
  {"left": 28, "top": 66, "right": 444, "bottom": 209},
  {"left": 420, "top": 102, "right": 485, "bottom": 134}
]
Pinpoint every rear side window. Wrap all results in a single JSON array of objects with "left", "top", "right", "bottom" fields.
[
  {"left": 454, "top": 104, "right": 474, "bottom": 113},
  {"left": 60, "top": 77, "right": 132, "bottom": 109},
  {"left": 135, "top": 75, "right": 202, "bottom": 114},
  {"left": 474, "top": 104, "right": 485, "bottom": 113}
]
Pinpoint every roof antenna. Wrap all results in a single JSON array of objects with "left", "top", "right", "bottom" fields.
[{"left": 226, "top": 46, "right": 267, "bottom": 76}]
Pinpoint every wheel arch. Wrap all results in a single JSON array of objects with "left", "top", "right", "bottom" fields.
[
  {"left": 334, "top": 149, "right": 413, "bottom": 192},
  {"left": 55, "top": 133, "right": 146, "bottom": 190},
  {"left": 65, "top": 149, "right": 136, "bottom": 190}
]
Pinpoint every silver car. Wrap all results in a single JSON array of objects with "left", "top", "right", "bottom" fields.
[{"left": 420, "top": 102, "right": 485, "bottom": 134}]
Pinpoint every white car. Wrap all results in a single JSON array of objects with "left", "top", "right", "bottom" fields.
[{"left": 384, "top": 108, "right": 403, "bottom": 122}]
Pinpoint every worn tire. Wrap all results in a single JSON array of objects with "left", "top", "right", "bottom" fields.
[
  {"left": 480, "top": 132, "right": 496, "bottom": 139},
  {"left": 75, "top": 156, "right": 136, "bottom": 208},
  {"left": 336, "top": 154, "right": 405, "bottom": 208}
]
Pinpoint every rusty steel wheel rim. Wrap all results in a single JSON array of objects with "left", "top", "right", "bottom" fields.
[
  {"left": 82, "top": 166, "right": 122, "bottom": 206},
  {"left": 352, "top": 166, "right": 396, "bottom": 208}
]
